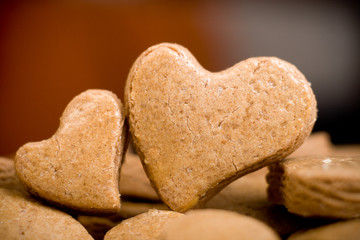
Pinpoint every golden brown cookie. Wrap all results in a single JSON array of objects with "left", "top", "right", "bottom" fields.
[
  {"left": 0, "top": 188, "right": 93, "bottom": 240},
  {"left": 15, "top": 89, "right": 127, "bottom": 214},
  {"left": 104, "top": 209, "right": 184, "bottom": 240},
  {"left": 125, "top": 43, "right": 317, "bottom": 212},
  {"left": 288, "top": 219, "right": 360, "bottom": 240},
  {"left": 267, "top": 156, "right": 360, "bottom": 218},
  {"left": 120, "top": 152, "right": 159, "bottom": 201},
  {"left": 161, "top": 209, "right": 280, "bottom": 240}
]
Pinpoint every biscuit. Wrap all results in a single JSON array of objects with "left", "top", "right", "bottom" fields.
[
  {"left": 15, "top": 89, "right": 127, "bottom": 214},
  {"left": 125, "top": 43, "right": 317, "bottom": 212},
  {"left": 120, "top": 152, "right": 160, "bottom": 201},
  {"left": 267, "top": 156, "right": 360, "bottom": 218},
  {"left": 161, "top": 209, "right": 280, "bottom": 240},
  {"left": 0, "top": 188, "right": 93, "bottom": 239},
  {"left": 288, "top": 219, "right": 360, "bottom": 240},
  {"left": 104, "top": 209, "right": 184, "bottom": 240}
]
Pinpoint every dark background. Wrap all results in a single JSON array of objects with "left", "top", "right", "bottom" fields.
[{"left": 0, "top": 0, "right": 359, "bottom": 155}]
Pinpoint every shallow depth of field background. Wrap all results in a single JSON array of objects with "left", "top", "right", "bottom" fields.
[{"left": 0, "top": 0, "right": 359, "bottom": 155}]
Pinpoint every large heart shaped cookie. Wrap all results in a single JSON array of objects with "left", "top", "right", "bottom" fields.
[
  {"left": 15, "top": 89, "right": 126, "bottom": 213},
  {"left": 125, "top": 43, "right": 317, "bottom": 212}
]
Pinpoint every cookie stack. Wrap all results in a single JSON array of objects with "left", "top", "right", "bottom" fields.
[{"left": 1, "top": 43, "right": 359, "bottom": 240}]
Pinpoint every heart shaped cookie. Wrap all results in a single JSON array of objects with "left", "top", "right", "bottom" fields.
[
  {"left": 125, "top": 43, "right": 317, "bottom": 212},
  {"left": 15, "top": 89, "right": 127, "bottom": 213}
]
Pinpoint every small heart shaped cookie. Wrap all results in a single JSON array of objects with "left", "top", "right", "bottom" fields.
[
  {"left": 15, "top": 89, "right": 126, "bottom": 213},
  {"left": 125, "top": 43, "right": 317, "bottom": 212}
]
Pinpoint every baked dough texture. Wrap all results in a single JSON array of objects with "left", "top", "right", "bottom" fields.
[
  {"left": 104, "top": 209, "right": 184, "bottom": 240},
  {"left": 0, "top": 188, "right": 94, "bottom": 240},
  {"left": 267, "top": 156, "right": 360, "bottom": 218},
  {"left": 161, "top": 209, "right": 280, "bottom": 240},
  {"left": 125, "top": 43, "right": 317, "bottom": 212},
  {"left": 15, "top": 89, "right": 127, "bottom": 214}
]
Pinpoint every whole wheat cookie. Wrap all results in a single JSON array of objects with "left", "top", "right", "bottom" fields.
[
  {"left": 15, "top": 89, "right": 127, "bottom": 213},
  {"left": 267, "top": 156, "right": 360, "bottom": 218},
  {"left": 161, "top": 209, "right": 280, "bottom": 240},
  {"left": 0, "top": 188, "right": 93, "bottom": 240},
  {"left": 104, "top": 209, "right": 184, "bottom": 240},
  {"left": 125, "top": 43, "right": 317, "bottom": 212}
]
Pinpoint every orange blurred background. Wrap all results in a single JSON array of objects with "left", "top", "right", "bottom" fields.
[{"left": 0, "top": 0, "right": 359, "bottom": 155}]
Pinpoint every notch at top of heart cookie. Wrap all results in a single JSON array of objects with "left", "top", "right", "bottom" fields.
[
  {"left": 15, "top": 89, "right": 127, "bottom": 214},
  {"left": 125, "top": 43, "right": 317, "bottom": 212}
]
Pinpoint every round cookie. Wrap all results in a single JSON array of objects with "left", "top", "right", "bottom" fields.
[
  {"left": 125, "top": 43, "right": 317, "bottom": 212},
  {"left": 104, "top": 209, "right": 184, "bottom": 240},
  {"left": 267, "top": 156, "right": 360, "bottom": 218},
  {"left": 288, "top": 219, "right": 360, "bottom": 240},
  {"left": 161, "top": 209, "right": 280, "bottom": 240},
  {"left": 0, "top": 188, "right": 93, "bottom": 240},
  {"left": 15, "top": 89, "right": 127, "bottom": 214}
]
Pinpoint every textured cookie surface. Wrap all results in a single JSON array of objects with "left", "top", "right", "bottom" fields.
[
  {"left": 15, "top": 89, "right": 126, "bottom": 213},
  {"left": 267, "top": 156, "right": 360, "bottom": 218},
  {"left": 104, "top": 209, "right": 184, "bottom": 240},
  {"left": 161, "top": 209, "right": 280, "bottom": 240},
  {"left": 125, "top": 43, "right": 317, "bottom": 212},
  {"left": 0, "top": 188, "right": 93, "bottom": 240},
  {"left": 288, "top": 219, "right": 360, "bottom": 240}
]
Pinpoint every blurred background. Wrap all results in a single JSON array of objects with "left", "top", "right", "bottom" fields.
[{"left": 0, "top": 0, "right": 359, "bottom": 156}]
